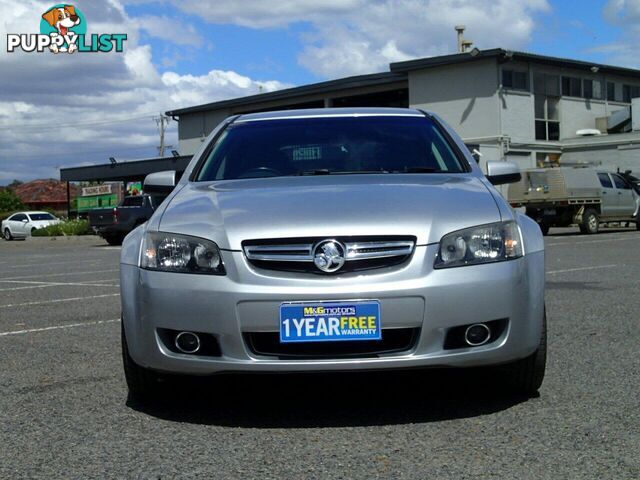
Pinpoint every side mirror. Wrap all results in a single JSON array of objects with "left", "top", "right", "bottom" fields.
[
  {"left": 486, "top": 161, "right": 521, "bottom": 185},
  {"left": 144, "top": 170, "right": 176, "bottom": 194},
  {"left": 22, "top": 219, "right": 29, "bottom": 223}
]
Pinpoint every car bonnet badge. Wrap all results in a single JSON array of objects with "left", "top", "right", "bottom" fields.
[{"left": 313, "top": 240, "right": 346, "bottom": 272}]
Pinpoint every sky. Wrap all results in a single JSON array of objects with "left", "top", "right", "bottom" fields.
[{"left": 1, "top": 0, "right": 640, "bottom": 184}]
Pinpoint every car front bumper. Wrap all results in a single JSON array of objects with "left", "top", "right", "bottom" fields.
[{"left": 121, "top": 245, "right": 545, "bottom": 375}]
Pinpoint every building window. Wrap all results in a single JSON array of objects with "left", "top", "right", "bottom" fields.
[
  {"left": 535, "top": 95, "right": 560, "bottom": 141},
  {"left": 622, "top": 85, "right": 640, "bottom": 103},
  {"left": 534, "top": 73, "right": 560, "bottom": 141},
  {"left": 582, "top": 79, "right": 603, "bottom": 100},
  {"left": 502, "top": 69, "right": 528, "bottom": 90},
  {"left": 558, "top": 77, "right": 603, "bottom": 100},
  {"left": 534, "top": 73, "right": 560, "bottom": 96},
  {"left": 607, "top": 82, "right": 619, "bottom": 102},
  {"left": 562, "top": 76, "right": 582, "bottom": 97}
]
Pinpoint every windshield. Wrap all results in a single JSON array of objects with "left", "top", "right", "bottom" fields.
[
  {"left": 195, "top": 116, "right": 467, "bottom": 181},
  {"left": 29, "top": 213, "right": 55, "bottom": 221}
]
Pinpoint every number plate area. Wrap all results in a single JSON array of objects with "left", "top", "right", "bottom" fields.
[{"left": 280, "top": 301, "right": 381, "bottom": 343}]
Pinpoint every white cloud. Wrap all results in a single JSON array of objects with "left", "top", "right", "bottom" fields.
[
  {"left": 134, "top": 15, "right": 204, "bottom": 47},
  {"left": 605, "top": 0, "right": 640, "bottom": 24},
  {"left": 598, "top": 0, "right": 640, "bottom": 67},
  {"left": 170, "top": 0, "right": 362, "bottom": 28},
  {"left": 0, "top": 0, "right": 554, "bottom": 182},
  {"left": 0, "top": 0, "right": 288, "bottom": 183},
  {"left": 168, "top": 0, "right": 550, "bottom": 78}
]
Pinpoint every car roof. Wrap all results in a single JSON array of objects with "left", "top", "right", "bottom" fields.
[
  {"left": 15, "top": 211, "right": 54, "bottom": 215},
  {"left": 235, "top": 107, "right": 426, "bottom": 123}
]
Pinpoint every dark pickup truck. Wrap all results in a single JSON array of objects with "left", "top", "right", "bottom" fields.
[{"left": 89, "top": 194, "right": 162, "bottom": 245}]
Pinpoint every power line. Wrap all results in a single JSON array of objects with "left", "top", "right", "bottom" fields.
[
  {"left": 0, "top": 144, "right": 158, "bottom": 160},
  {"left": 0, "top": 112, "right": 164, "bottom": 131}
]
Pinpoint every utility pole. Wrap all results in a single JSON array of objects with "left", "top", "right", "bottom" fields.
[{"left": 153, "top": 114, "right": 172, "bottom": 157}]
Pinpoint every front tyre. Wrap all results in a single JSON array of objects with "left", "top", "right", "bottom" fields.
[
  {"left": 121, "top": 322, "right": 162, "bottom": 403},
  {"left": 3, "top": 228, "right": 12, "bottom": 241},
  {"left": 105, "top": 235, "right": 124, "bottom": 246},
  {"left": 501, "top": 312, "right": 547, "bottom": 396},
  {"left": 579, "top": 208, "right": 599, "bottom": 234}
]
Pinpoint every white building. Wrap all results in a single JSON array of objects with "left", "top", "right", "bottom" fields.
[{"left": 166, "top": 48, "right": 640, "bottom": 175}]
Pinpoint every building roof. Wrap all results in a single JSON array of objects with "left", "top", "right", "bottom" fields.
[
  {"left": 389, "top": 48, "right": 640, "bottom": 77},
  {"left": 166, "top": 48, "right": 640, "bottom": 119},
  {"left": 165, "top": 71, "right": 407, "bottom": 117},
  {"left": 60, "top": 155, "right": 193, "bottom": 182},
  {"left": 13, "top": 179, "right": 77, "bottom": 205}
]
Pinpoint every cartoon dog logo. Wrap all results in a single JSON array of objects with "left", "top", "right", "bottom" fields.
[{"left": 41, "top": 5, "right": 81, "bottom": 53}]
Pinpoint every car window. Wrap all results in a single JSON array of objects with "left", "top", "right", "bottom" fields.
[
  {"left": 612, "top": 174, "right": 631, "bottom": 189},
  {"left": 12, "top": 214, "right": 27, "bottom": 222},
  {"left": 196, "top": 116, "right": 467, "bottom": 181},
  {"left": 29, "top": 213, "right": 55, "bottom": 221},
  {"left": 598, "top": 173, "right": 613, "bottom": 188},
  {"left": 122, "top": 197, "right": 144, "bottom": 207}
]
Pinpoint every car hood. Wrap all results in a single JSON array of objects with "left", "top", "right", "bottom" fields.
[{"left": 159, "top": 174, "right": 502, "bottom": 249}]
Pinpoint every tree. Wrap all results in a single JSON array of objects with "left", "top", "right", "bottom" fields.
[
  {"left": 0, "top": 189, "right": 24, "bottom": 212},
  {"left": 8, "top": 179, "right": 23, "bottom": 188}
]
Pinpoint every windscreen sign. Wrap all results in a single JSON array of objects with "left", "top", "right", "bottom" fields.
[{"left": 6, "top": 4, "right": 127, "bottom": 54}]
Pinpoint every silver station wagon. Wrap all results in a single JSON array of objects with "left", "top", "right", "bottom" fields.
[{"left": 120, "top": 108, "right": 546, "bottom": 401}]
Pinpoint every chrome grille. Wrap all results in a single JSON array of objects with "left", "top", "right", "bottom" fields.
[
  {"left": 243, "top": 237, "right": 415, "bottom": 273},
  {"left": 345, "top": 241, "right": 414, "bottom": 260},
  {"left": 243, "top": 244, "right": 313, "bottom": 262}
]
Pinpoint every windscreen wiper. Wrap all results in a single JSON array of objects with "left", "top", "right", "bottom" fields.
[
  {"left": 294, "top": 169, "right": 390, "bottom": 176},
  {"left": 296, "top": 169, "right": 331, "bottom": 175},
  {"left": 403, "top": 166, "right": 438, "bottom": 173}
]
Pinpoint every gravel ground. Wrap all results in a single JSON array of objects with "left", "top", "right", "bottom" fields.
[{"left": 0, "top": 231, "right": 638, "bottom": 479}]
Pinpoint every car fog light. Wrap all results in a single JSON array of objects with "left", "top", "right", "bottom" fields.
[
  {"left": 464, "top": 323, "right": 491, "bottom": 346},
  {"left": 175, "top": 332, "right": 201, "bottom": 354}
]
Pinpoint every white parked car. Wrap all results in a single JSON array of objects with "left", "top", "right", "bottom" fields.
[{"left": 2, "top": 211, "right": 61, "bottom": 240}]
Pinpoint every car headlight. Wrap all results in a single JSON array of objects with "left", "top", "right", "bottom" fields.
[
  {"left": 434, "top": 221, "right": 523, "bottom": 269},
  {"left": 141, "top": 232, "right": 225, "bottom": 275}
]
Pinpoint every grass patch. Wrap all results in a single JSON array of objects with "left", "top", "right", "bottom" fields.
[{"left": 32, "top": 219, "right": 93, "bottom": 237}]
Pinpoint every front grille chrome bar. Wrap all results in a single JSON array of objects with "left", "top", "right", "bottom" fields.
[
  {"left": 345, "top": 241, "right": 415, "bottom": 260},
  {"left": 244, "top": 239, "right": 415, "bottom": 263}
]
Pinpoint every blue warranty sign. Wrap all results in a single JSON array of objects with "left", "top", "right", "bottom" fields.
[{"left": 280, "top": 301, "right": 381, "bottom": 343}]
